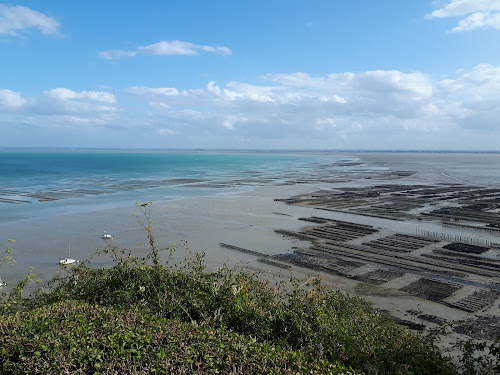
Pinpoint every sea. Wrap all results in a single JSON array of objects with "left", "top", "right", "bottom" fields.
[
  {"left": 1, "top": 149, "right": 499, "bottom": 286},
  {"left": 0, "top": 150, "right": 357, "bottom": 225}
]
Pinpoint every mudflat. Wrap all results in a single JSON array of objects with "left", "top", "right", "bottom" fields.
[{"left": 1, "top": 152, "right": 499, "bottom": 353}]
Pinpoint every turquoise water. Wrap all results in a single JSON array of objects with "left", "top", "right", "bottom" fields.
[
  {"left": 0, "top": 150, "right": 351, "bottom": 224},
  {"left": 1, "top": 150, "right": 499, "bottom": 283},
  {"left": 0, "top": 151, "right": 319, "bottom": 185}
]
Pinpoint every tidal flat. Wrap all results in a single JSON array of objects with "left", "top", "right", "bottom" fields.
[{"left": 1, "top": 151, "right": 499, "bottom": 354}]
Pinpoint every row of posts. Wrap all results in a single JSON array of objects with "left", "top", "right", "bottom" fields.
[{"left": 416, "top": 229, "right": 491, "bottom": 247}]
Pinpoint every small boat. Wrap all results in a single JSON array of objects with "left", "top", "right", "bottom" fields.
[
  {"left": 59, "top": 244, "right": 79, "bottom": 265},
  {"left": 101, "top": 231, "right": 113, "bottom": 239},
  {"left": 0, "top": 276, "right": 5, "bottom": 287},
  {"left": 59, "top": 258, "right": 78, "bottom": 265}
]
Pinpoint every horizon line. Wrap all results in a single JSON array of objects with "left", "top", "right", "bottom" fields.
[{"left": 0, "top": 147, "right": 499, "bottom": 154}]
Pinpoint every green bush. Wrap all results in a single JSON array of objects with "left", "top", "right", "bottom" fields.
[
  {"left": 4, "top": 257, "right": 455, "bottom": 375},
  {"left": 1, "top": 300, "right": 359, "bottom": 374},
  {"left": 0, "top": 204, "right": 459, "bottom": 374}
]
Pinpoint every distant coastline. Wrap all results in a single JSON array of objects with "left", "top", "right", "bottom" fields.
[{"left": 0, "top": 146, "right": 499, "bottom": 155}]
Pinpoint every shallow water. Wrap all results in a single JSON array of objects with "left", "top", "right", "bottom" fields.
[
  {"left": 0, "top": 150, "right": 499, "bottom": 286},
  {"left": 0, "top": 150, "right": 352, "bottom": 225}
]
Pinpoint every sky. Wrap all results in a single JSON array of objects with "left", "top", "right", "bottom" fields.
[{"left": 0, "top": 0, "right": 499, "bottom": 150}]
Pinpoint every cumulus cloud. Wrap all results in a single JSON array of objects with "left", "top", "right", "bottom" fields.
[
  {"left": 0, "top": 5, "right": 60, "bottom": 36},
  {"left": 435, "top": 64, "right": 500, "bottom": 131},
  {"left": 427, "top": 0, "right": 500, "bottom": 32},
  {"left": 121, "top": 65, "right": 500, "bottom": 148},
  {"left": 127, "top": 70, "right": 433, "bottom": 122},
  {"left": 0, "top": 88, "right": 119, "bottom": 128},
  {"left": 451, "top": 12, "right": 500, "bottom": 31},
  {"left": 222, "top": 114, "right": 247, "bottom": 130},
  {"left": 0, "top": 89, "right": 26, "bottom": 108},
  {"left": 99, "top": 40, "right": 231, "bottom": 60},
  {"left": 264, "top": 70, "right": 432, "bottom": 118},
  {"left": 125, "top": 86, "right": 185, "bottom": 97},
  {"left": 36, "top": 88, "right": 117, "bottom": 116},
  {"left": 427, "top": 0, "right": 500, "bottom": 18},
  {"left": 3, "top": 65, "right": 500, "bottom": 149},
  {"left": 266, "top": 70, "right": 432, "bottom": 101}
]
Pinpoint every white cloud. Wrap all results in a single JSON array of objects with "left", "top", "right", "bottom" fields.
[
  {"left": 99, "top": 40, "right": 231, "bottom": 60},
  {"left": 265, "top": 72, "right": 330, "bottom": 89},
  {"left": 427, "top": 0, "right": 500, "bottom": 18},
  {"left": 138, "top": 41, "right": 199, "bottom": 56},
  {"left": 128, "top": 70, "right": 434, "bottom": 122},
  {"left": 125, "top": 86, "right": 184, "bottom": 97},
  {"left": 0, "top": 89, "right": 26, "bottom": 108},
  {"left": 437, "top": 64, "right": 500, "bottom": 96},
  {"left": 98, "top": 50, "right": 137, "bottom": 60},
  {"left": 436, "top": 64, "right": 500, "bottom": 128},
  {"left": 0, "top": 5, "right": 60, "bottom": 36},
  {"left": 221, "top": 82, "right": 277, "bottom": 102},
  {"left": 3, "top": 65, "right": 500, "bottom": 149},
  {"left": 38, "top": 88, "right": 117, "bottom": 115},
  {"left": 266, "top": 70, "right": 432, "bottom": 102},
  {"left": 42, "top": 88, "right": 117, "bottom": 104},
  {"left": 0, "top": 88, "right": 119, "bottom": 129},
  {"left": 200, "top": 45, "right": 232, "bottom": 55},
  {"left": 427, "top": 0, "right": 500, "bottom": 31},
  {"left": 264, "top": 70, "right": 432, "bottom": 119},
  {"left": 222, "top": 115, "right": 247, "bottom": 130},
  {"left": 451, "top": 12, "right": 500, "bottom": 31},
  {"left": 120, "top": 64, "right": 500, "bottom": 148}
]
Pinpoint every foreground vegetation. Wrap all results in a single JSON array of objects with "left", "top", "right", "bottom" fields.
[{"left": 0, "top": 204, "right": 496, "bottom": 374}]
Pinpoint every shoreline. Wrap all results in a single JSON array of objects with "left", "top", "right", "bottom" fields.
[
  {"left": 0, "top": 184, "right": 318, "bottom": 281},
  {"left": 1, "top": 152, "right": 499, "bottom": 354}
]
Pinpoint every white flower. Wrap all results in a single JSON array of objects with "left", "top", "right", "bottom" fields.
[
  {"left": 212, "top": 282, "right": 220, "bottom": 294},
  {"left": 139, "top": 286, "right": 145, "bottom": 293},
  {"left": 231, "top": 285, "right": 240, "bottom": 295}
]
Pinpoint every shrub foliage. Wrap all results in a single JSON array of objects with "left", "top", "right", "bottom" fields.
[{"left": 0, "top": 204, "right": 460, "bottom": 374}]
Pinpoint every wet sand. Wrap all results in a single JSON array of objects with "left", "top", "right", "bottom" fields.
[
  {"left": 1, "top": 152, "right": 499, "bottom": 357},
  {"left": 0, "top": 185, "right": 317, "bottom": 281}
]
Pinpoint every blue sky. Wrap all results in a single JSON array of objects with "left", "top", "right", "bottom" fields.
[{"left": 1, "top": 1, "right": 499, "bottom": 150}]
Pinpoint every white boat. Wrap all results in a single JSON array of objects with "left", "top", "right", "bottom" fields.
[
  {"left": 59, "top": 258, "right": 78, "bottom": 265},
  {"left": 0, "top": 277, "right": 5, "bottom": 287},
  {"left": 101, "top": 231, "right": 113, "bottom": 239},
  {"left": 59, "top": 244, "right": 79, "bottom": 265}
]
